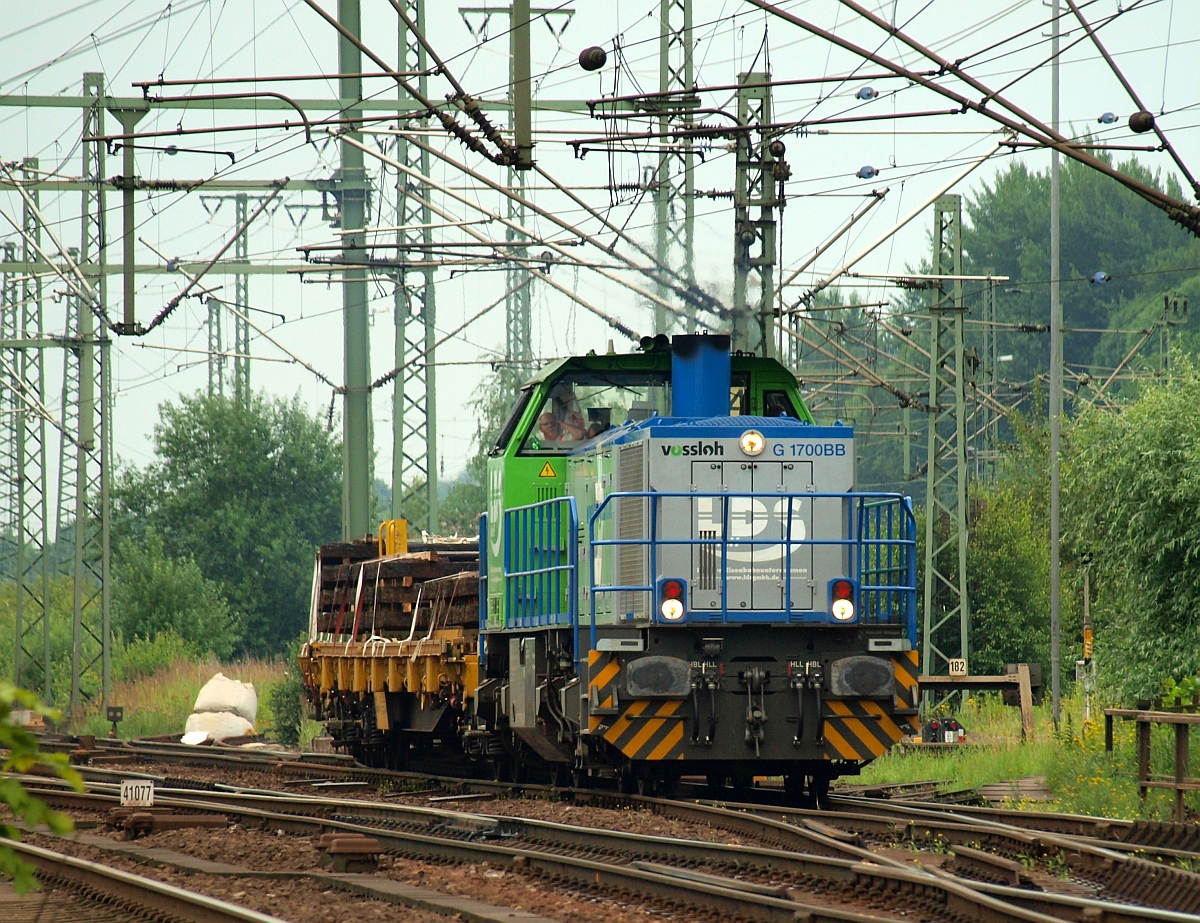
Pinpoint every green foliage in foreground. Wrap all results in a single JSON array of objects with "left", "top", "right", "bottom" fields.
[
  {"left": 0, "top": 684, "right": 82, "bottom": 893},
  {"left": 266, "top": 637, "right": 308, "bottom": 748}
]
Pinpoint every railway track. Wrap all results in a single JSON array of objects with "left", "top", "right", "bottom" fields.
[
  {"left": 18, "top": 774, "right": 1200, "bottom": 923},
  {"left": 690, "top": 795, "right": 1200, "bottom": 914},
  {"left": 21, "top": 779, "right": 1051, "bottom": 923},
  {"left": 4, "top": 838, "right": 286, "bottom": 922},
  {"left": 58, "top": 734, "right": 1200, "bottom": 860},
  {"left": 27, "top": 734, "right": 1200, "bottom": 921}
]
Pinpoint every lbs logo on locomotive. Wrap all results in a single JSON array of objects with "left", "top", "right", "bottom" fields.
[{"left": 661, "top": 440, "right": 725, "bottom": 457}]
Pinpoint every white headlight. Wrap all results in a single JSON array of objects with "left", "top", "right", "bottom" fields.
[
  {"left": 661, "top": 598, "right": 685, "bottom": 620},
  {"left": 739, "top": 429, "right": 765, "bottom": 456},
  {"left": 831, "top": 599, "right": 855, "bottom": 621}
]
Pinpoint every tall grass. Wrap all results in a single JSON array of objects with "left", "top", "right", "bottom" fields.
[
  {"left": 860, "top": 691, "right": 1200, "bottom": 820},
  {"left": 70, "top": 657, "right": 289, "bottom": 740}
]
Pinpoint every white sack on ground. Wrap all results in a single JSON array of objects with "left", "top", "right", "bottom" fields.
[
  {"left": 184, "top": 710, "right": 254, "bottom": 741},
  {"left": 192, "top": 672, "right": 258, "bottom": 725}
]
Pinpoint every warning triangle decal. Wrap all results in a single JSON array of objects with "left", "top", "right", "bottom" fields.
[{"left": 538, "top": 461, "right": 557, "bottom": 478}]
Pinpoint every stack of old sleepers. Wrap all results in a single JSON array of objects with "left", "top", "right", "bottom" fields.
[{"left": 314, "top": 538, "right": 479, "bottom": 636}]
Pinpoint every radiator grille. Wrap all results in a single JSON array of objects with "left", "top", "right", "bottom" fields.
[
  {"left": 697, "top": 528, "right": 718, "bottom": 591},
  {"left": 617, "top": 443, "right": 647, "bottom": 617}
]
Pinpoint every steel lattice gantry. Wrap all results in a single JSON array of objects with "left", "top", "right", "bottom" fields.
[
  {"left": 61, "top": 74, "right": 113, "bottom": 710},
  {"left": 392, "top": 0, "right": 439, "bottom": 532},
  {"left": 732, "top": 72, "right": 780, "bottom": 358},
  {"left": 652, "top": 0, "right": 696, "bottom": 336},
  {"left": 204, "top": 192, "right": 251, "bottom": 404},
  {"left": 921, "top": 194, "right": 970, "bottom": 681},
  {"left": 2, "top": 177, "right": 53, "bottom": 702}
]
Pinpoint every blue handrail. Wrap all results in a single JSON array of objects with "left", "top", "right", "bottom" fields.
[
  {"left": 492, "top": 490, "right": 914, "bottom": 669},
  {"left": 499, "top": 496, "right": 580, "bottom": 674},
  {"left": 586, "top": 490, "right": 916, "bottom": 650}
]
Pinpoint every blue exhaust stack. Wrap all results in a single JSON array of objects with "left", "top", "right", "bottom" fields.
[{"left": 671, "top": 334, "right": 731, "bottom": 418}]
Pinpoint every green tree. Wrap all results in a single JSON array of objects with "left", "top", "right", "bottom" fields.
[
  {"left": 394, "top": 372, "right": 515, "bottom": 537},
  {"left": 1063, "top": 354, "right": 1200, "bottom": 699},
  {"left": 114, "top": 392, "right": 341, "bottom": 656},
  {"left": 111, "top": 532, "right": 242, "bottom": 659},
  {"left": 967, "top": 481, "right": 1053, "bottom": 674},
  {"left": 962, "top": 155, "right": 1200, "bottom": 391}
]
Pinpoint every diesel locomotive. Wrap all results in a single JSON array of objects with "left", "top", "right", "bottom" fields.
[{"left": 301, "top": 334, "right": 919, "bottom": 800}]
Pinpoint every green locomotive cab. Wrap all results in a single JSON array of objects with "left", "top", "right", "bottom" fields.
[{"left": 484, "top": 341, "right": 814, "bottom": 633}]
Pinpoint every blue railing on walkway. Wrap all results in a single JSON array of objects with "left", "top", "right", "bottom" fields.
[
  {"left": 586, "top": 490, "right": 916, "bottom": 653},
  {"left": 487, "top": 491, "right": 914, "bottom": 669},
  {"left": 495, "top": 496, "right": 580, "bottom": 673}
]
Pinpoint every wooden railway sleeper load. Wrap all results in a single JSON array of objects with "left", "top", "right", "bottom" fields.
[{"left": 301, "top": 537, "right": 483, "bottom": 766}]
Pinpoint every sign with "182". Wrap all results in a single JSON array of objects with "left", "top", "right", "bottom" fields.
[{"left": 120, "top": 779, "right": 155, "bottom": 807}]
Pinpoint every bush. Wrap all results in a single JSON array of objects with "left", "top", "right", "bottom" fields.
[
  {"left": 112, "top": 532, "right": 242, "bottom": 659},
  {"left": 266, "top": 667, "right": 304, "bottom": 747},
  {"left": 114, "top": 631, "right": 198, "bottom": 682}
]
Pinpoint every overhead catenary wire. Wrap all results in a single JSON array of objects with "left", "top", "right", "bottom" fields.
[
  {"left": 382, "top": 129, "right": 728, "bottom": 321},
  {"left": 341, "top": 129, "right": 702, "bottom": 330},
  {"left": 792, "top": 140, "right": 1006, "bottom": 309},
  {"left": 138, "top": 235, "right": 338, "bottom": 390},
  {"left": 331, "top": 130, "right": 643, "bottom": 342},
  {"left": 301, "top": 0, "right": 518, "bottom": 166},
  {"left": 746, "top": 0, "right": 1200, "bottom": 234},
  {"left": 358, "top": 276, "right": 530, "bottom": 393},
  {"left": 1063, "top": 0, "right": 1199, "bottom": 199}
]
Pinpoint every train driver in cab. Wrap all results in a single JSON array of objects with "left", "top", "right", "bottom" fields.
[{"left": 538, "top": 411, "right": 585, "bottom": 442}]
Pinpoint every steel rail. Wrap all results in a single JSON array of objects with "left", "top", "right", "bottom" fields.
[
  {"left": 60, "top": 740, "right": 1200, "bottom": 861},
  {"left": 745, "top": 796, "right": 1200, "bottom": 914},
  {"left": 838, "top": 795, "right": 1200, "bottom": 859},
  {"left": 27, "top": 784, "right": 1061, "bottom": 923},
  {"left": 7, "top": 839, "right": 286, "bottom": 922}
]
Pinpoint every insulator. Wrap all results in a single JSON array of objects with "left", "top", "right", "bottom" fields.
[
  {"left": 856, "top": 86, "right": 878, "bottom": 100},
  {"left": 1098, "top": 112, "right": 1117, "bottom": 124},
  {"left": 857, "top": 165, "right": 879, "bottom": 179},
  {"left": 1129, "top": 110, "right": 1155, "bottom": 133},
  {"left": 579, "top": 46, "right": 607, "bottom": 71},
  {"left": 1091, "top": 271, "right": 1111, "bottom": 285}
]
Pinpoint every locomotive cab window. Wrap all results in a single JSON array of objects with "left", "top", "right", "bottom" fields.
[
  {"left": 489, "top": 386, "right": 534, "bottom": 456},
  {"left": 519, "top": 371, "right": 671, "bottom": 455},
  {"left": 729, "top": 374, "right": 750, "bottom": 415},
  {"left": 762, "top": 389, "right": 801, "bottom": 418}
]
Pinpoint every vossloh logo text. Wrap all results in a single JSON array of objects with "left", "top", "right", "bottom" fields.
[{"left": 661, "top": 441, "right": 724, "bottom": 457}]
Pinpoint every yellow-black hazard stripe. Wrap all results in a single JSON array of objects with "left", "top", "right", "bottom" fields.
[
  {"left": 587, "top": 649, "right": 621, "bottom": 733},
  {"left": 824, "top": 699, "right": 909, "bottom": 761},
  {"left": 603, "top": 699, "right": 686, "bottom": 760},
  {"left": 892, "top": 648, "right": 921, "bottom": 733}
]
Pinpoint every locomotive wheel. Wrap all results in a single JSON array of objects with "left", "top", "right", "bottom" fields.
[
  {"left": 783, "top": 773, "right": 807, "bottom": 800},
  {"left": 809, "top": 774, "right": 832, "bottom": 810}
]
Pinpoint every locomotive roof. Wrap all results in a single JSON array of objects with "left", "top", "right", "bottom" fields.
[{"left": 519, "top": 349, "right": 799, "bottom": 389}]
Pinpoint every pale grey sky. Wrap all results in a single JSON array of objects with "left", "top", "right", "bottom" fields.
[{"left": 1, "top": 0, "right": 1195, "bottom": 491}]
